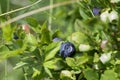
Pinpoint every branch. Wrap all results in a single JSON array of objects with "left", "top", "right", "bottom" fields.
[
  {"left": 0, "top": 0, "right": 42, "bottom": 17},
  {"left": 0, "top": 0, "right": 78, "bottom": 28}
]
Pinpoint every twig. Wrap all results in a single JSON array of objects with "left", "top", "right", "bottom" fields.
[
  {"left": 48, "top": 0, "right": 53, "bottom": 31},
  {"left": 7, "top": 0, "right": 10, "bottom": 12},
  {"left": 0, "top": 0, "right": 42, "bottom": 17},
  {"left": 0, "top": 0, "right": 78, "bottom": 28},
  {"left": 5, "top": 60, "right": 7, "bottom": 80}
]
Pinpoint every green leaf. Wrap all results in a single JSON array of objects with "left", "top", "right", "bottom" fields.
[
  {"left": 26, "top": 17, "right": 41, "bottom": 33},
  {"left": 25, "top": 33, "right": 37, "bottom": 45},
  {"left": 44, "top": 58, "right": 61, "bottom": 69},
  {"left": 115, "top": 64, "right": 120, "bottom": 77},
  {"left": 115, "top": 60, "right": 120, "bottom": 64},
  {"left": 13, "top": 40, "right": 24, "bottom": 49},
  {"left": 93, "top": 53, "right": 100, "bottom": 63},
  {"left": 0, "top": 45, "right": 9, "bottom": 52},
  {"left": 74, "top": 19, "right": 91, "bottom": 34},
  {"left": 44, "top": 67, "right": 52, "bottom": 78},
  {"left": 40, "top": 22, "right": 51, "bottom": 44},
  {"left": 44, "top": 42, "right": 61, "bottom": 61},
  {"left": 26, "top": 17, "right": 38, "bottom": 27},
  {"left": 100, "top": 70, "right": 118, "bottom": 80},
  {"left": 66, "top": 57, "right": 76, "bottom": 67},
  {"left": 43, "top": 58, "right": 65, "bottom": 70},
  {"left": 52, "top": 30, "right": 62, "bottom": 38},
  {"left": 41, "top": 28, "right": 51, "bottom": 44},
  {"left": 2, "top": 24, "right": 13, "bottom": 41},
  {"left": 44, "top": 60, "right": 56, "bottom": 69},
  {"left": 76, "top": 54, "right": 89, "bottom": 66},
  {"left": 79, "top": 8, "right": 90, "bottom": 20},
  {"left": 32, "top": 68, "right": 41, "bottom": 78},
  {"left": 0, "top": 49, "right": 23, "bottom": 61},
  {"left": 21, "top": 34, "right": 36, "bottom": 51},
  {"left": 71, "top": 32, "right": 88, "bottom": 44},
  {"left": 84, "top": 69, "right": 99, "bottom": 80},
  {"left": 13, "top": 62, "right": 28, "bottom": 69},
  {"left": 45, "top": 41, "right": 61, "bottom": 51}
]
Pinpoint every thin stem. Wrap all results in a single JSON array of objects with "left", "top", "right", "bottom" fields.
[
  {"left": 22, "top": 67, "right": 28, "bottom": 80},
  {"left": 0, "top": 0, "right": 42, "bottom": 17},
  {"left": 87, "top": 5, "right": 95, "bottom": 17},
  {"left": 0, "top": 0, "right": 78, "bottom": 28},
  {"left": 101, "top": 31, "right": 108, "bottom": 40},
  {"left": 5, "top": 60, "right": 7, "bottom": 80},
  {"left": 7, "top": 0, "right": 10, "bottom": 12},
  {"left": 0, "top": 3, "right": 2, "bottom": 14},
  {"left": 48, "top": 0, "right": 53, "bottom": 31}
]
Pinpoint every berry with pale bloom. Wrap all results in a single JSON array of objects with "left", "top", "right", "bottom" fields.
[
  {"left": 100, "top": 40, "right": 108, "bottom": 49},
  {"left": 53, "top": 37, "right": 62, "bottom": 42},
  {"left": 22, "top": 24, "right": 30, "bottom": 33},
  {"left": 93, "top": 7, "right": 101, "bottom": 15},
  {"left": 60, "top": 42, "right": 76, "bottom": 58}
]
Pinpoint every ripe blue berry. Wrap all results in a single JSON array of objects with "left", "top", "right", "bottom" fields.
[
  {"left": 93, "top": 7, "right": 101, "bottom": 15},
  {"left": 60, "top": 42, "right": 76, "bottom": 58},
  {"left": 13, "top": 33, "right": 19, "bottom": 40},
  {"left": 53, "top": 37, "right": 62, "bottom": 42}
]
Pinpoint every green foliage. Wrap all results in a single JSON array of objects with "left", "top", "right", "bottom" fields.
[
  {"left": 84, "top": 69, "right": 99, "bottom": 80},
  {"left": 0, "top": 0, "right": 120, "bottom": 80},
  {"left": 100, "top": 70, "right": 118, "bottom": 80},
  {"left": 2, "top": 24, "right": 14, "bottom": 41},
  {"left": 44, "top": 42, "right": 61, "bottom": 61}
]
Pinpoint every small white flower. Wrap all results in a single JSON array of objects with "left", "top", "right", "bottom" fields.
[
  {"left": 100, "top": 40, "right": 108, "bottom": 49},
  {"left": 109, "top": 10, "right": 118, "bottom": 22},
  {"left": 100, "top": 53, "right": 111, "bottom": 64},
  {"left": 100, "top": 10, "right": 118, "bottom": 23},
  {"left": 100, "top": 11, "right": 109, "bottom": 22},
  {"left": 110, "top": 0, "right": 120, "bottom": 3},
  {"left": 79, "top": 44, "right": 91, "bottom": 52},
  {"left": 94, "top": 64, "right": 99, "bottom": 70},
  {"left": 60, "top": 70, "right": 72, "bottom": 78}
]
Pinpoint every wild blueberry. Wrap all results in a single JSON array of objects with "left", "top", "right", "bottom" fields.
[
  {"left": 53, "top": 37, "right": 62, "bottom": 42},
  {"left": 13, "top": 33, "right": 19, "bottom": 40},
  {"left": 60, "top": 42, "right": 76, "bottom": 58},
  {"left": 93, "top": 7, "right": 101, "bottom": 15}
]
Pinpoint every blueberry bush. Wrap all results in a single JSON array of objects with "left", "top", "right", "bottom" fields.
[{"left": 0, "top": 0, "right": 120, "bottom": 80}]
